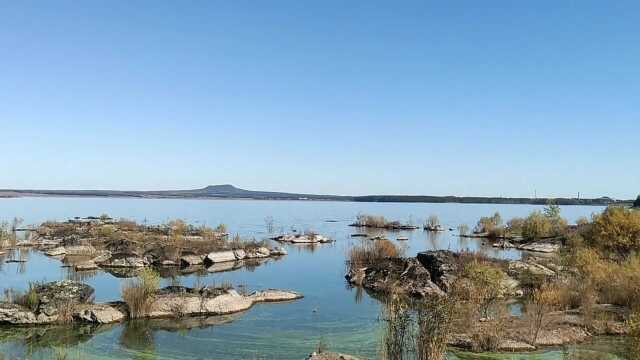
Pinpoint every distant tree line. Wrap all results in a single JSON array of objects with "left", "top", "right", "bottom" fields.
[{"left": 352, "top": 195, "right": 629, "bottom": 206}]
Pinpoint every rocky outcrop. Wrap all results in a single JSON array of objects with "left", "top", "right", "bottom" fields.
[
  {"left": 74, "top": 260, "right": 99, "bottom": 271},
  {"left": 272, "top": 233, "right": 334, "bottom": 244},
  {"left": 180, "top": 254, "right": 205, "bottom": 267},
  {"left": 204, "top": 250, "right": 238, "bottom": 264},
  {"left": 0, "top": 282, "right": 302, "bottom": 326},
  {"left": 416, "top": 250, "right": 459, "bottom": 292},
  {"left": 346, "top": 257, "right": 444, "bottom": 297},
  {"left": 34, "top": 281, "right": 95, "bottom": 316},
  {"left": 73, "top": 303, "right": 126, "bottom": 324},
  {"left": 507, "top": 260, "right": 556, "bottom": 278},
  {"left": 518, "top": 241, "right": 560, "bottom": 253},
  {"left": 145, "top": 286, "right": 303, "bottom": 318},
  {"left": 45, "top": 247, "right": 67, "bottom": 256},
  {"left": 100, "top": 253, "right": 148, "bottom": 268},
  {"left": 0, "top": 281, "right": 94, "bottom": 325}
]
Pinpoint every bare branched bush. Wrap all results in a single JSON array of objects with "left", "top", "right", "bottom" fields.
[
  {"left": 424, "top": 215, "right": 440, "bottom": 230},
  {"left": 415, "top": 296, "right": 456, "bottom": 360},
  {"left": 526, "top": 282, "right": 562, "bottom": 345},
  {"left": 380, "top": 293, "right": 414, "bottom": 360}
]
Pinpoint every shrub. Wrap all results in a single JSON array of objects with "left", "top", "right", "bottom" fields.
[
  {"left": 13, "top": 283, "right": 41, "bottom": 312},
  {"left": 380, "top": 293, "right": 414, "bottom": 360},
  {"left": 567, "top": 247, "right": 640, "bottom": 308},
  {"left": 348, "top": 240, "right": 400, "bottom": 268},
  {"left": 634, "top": 195, "right": 640, "bottom": 208},
  {"left": 122, "top": 268, "right": 160, "bottom": 318},
  {"left": 588, "top": 206, "right": 640, "bottom": 254},
  {"left": 522, "top": 211, "right": 553, "bottom": 240},
  {"left": 215, "top": 223, "right": 228, "bottom": 234},
  {"left": 56, "top": 300, "right": 75, "bottom": 324},
  {"left": 415, "top": 296, "right": 456, "bottom": 360},
  {"left": 424, "top": 215, "right": 440, "bottom": 229},
  {"left": 459, "top": 261, "right": 506, "bottom": 318},
  {"left": 474, "top": 212, "right": 502, "bottom": 234},
  {"left": 526, "top": 282, "right": 563, "bottom": 345},
  {"left": 506, "top": 217, "right": 525, "bottom": 236}
]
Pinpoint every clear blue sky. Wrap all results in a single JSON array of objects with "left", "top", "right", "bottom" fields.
[{"left": 1, "top": 1, "right": 638, "bottom": 198}]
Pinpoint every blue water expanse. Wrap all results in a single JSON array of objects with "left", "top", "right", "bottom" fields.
[{"left": 0, "top": 198, "right": 628, "bottom": 359}]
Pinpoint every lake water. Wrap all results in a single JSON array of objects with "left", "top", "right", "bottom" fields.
[{"left": 0, "top": 198, "right": 629, "bottom": 359}]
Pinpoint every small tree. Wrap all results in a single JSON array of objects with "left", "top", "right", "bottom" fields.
[
  {"left": 527, "top": 282, "right": 562, "bottom": 345},
  {"left": 634, "top": 195, "right": 640, "bottom": 208}
]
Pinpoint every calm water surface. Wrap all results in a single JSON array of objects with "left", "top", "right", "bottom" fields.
[{"left": 0, "top": 198, "right": 628, "bottom": 359}]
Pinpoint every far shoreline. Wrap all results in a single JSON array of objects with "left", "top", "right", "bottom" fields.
[{"left": 0, "top": 191, "right": 624, "bottom": 206}]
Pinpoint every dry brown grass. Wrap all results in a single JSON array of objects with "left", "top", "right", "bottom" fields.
[
  {"left": 122, "top": 268, "right": 160, "bottom": 319},
  {"left": 348, "top": 239, "right": 401, "bottom": 268}
]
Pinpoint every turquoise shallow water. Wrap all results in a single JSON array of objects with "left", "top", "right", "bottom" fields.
[{"left": 0, "top": 198, "right": 628, "bottom": 359}]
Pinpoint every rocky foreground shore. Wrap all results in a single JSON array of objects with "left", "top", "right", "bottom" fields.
[
  {"left": 345, "top": 250, "right": 629, "bottom": 352},
  {"left": 0, "top": 280, "right": 302, "bottom": 326}
]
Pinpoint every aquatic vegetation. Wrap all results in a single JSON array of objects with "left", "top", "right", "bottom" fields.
[
  {"left": 122, "top": 268, "right": 160, "bottom": 319},
  {"left": 348, "top": 239, "right": 401, "bottom": 268},
  {"left": 424, "top": 215, "right": 442, "bottom": 231},
  {"left": 351, "top": 214, "right": 418, "bottom": 230}
]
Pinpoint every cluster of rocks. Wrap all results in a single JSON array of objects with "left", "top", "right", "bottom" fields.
[
  {"left": 0, "top": 280, "right": 303, "bottom": 326},
  {"left": 43, "top": 242, "right": 287, "bottom": 274},
  {"left": 271, "top": 233, "right": 334, "bottom": 244},
  {"left": 346, "top": 250, "right": 558, "bottom": 299},
  {"left": 492, "top": 240, "right": 561, "bottom": 253}
]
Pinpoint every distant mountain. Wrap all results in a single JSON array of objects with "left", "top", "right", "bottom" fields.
[
  {"left": 0, "top": 184, "right": 349, "bottom": 201},
  {"left": 0, "top": 185, "right": 632, "bottom": 206}
]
